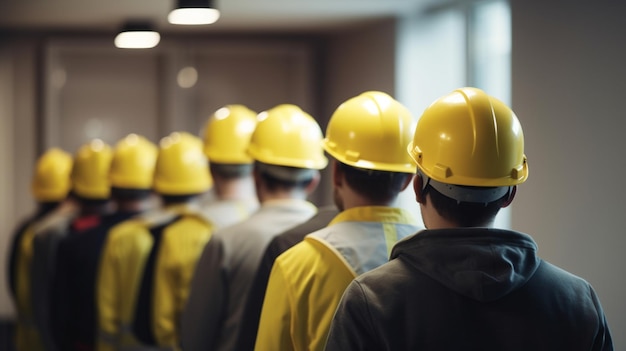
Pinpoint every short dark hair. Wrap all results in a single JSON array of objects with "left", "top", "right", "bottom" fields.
[
  {"left": 160, "top": 194, "right": 200, "bottom": 205},
  {"left": 338, "top": 161, "right": 411, "bottom": 203},
  {"left": 424, "top": 184, "right": 508, "bottom": 227},
  {"left": 256, "top": 162, "right": 315, "bottom": 192},
  {"left": 111, "top": 187, "right": 152, "bottom": 201},
  {"left": 210, "top": 162, "right": 253, "bottom": 179},
  {"left": 71, "top": 191, "right": 110, "bottom": 206}
]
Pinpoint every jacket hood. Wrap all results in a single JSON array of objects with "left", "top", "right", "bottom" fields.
[{"left": 392, "top": 228, "right": 540, "bottom": 302}]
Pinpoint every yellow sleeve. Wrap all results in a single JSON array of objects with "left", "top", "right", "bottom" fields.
[
  {"left": 256, "top": 238, "right": 358, "bottom": 351},
  {"left": 255, "top": 257, "right": 294, "bottom": 351},
  {"left": 16, "top": 226, "right": 35, "bottom": 317},
  {"left": 96, "top": 221, "right": 154, "bottom": 351},
  {"left": 15, "top": 225, "right": 45, "bottom": 351},
  {"left": 153, "top": 216, "right": 213, "bottom": 347},
  {"left": 96, "top": 225, "right": 123, "bottom": 351}
]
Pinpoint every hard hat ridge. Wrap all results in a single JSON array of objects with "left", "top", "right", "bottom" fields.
[
  {"left": 31, "top": 147, "right": 73, "bottom": 202},
  {"left": 246, "top": 104, "right": 328, "bottom": 170},
  {"left": 109, "top": 133, "right": 158, "bottom": 190},
  {"left": 408, "top": 87, "right": 528, "bottom": 202},
  {"left": 154, "top": 132, "right": 213, "bottom": 196},
  {"left": 202, "top": 104, "right": 258, "bottom": 164},
  {"left": 72, "top": 139, "right": 113, "bottom": 200},
  {"left": 323, "top": 91, "right": 417, "bottom": 174}
]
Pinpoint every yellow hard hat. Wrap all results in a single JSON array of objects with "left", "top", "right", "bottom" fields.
[
  {"left": 247, "top": 104, "right": 328, "bottom": 169},
  {"left": 154, "top": 132, "right": 213, "bottom": 195},
  {"left": 72, "top": 139, "right": 113, "bottom": 200},
  {"left": 202, "top": 105, "right": 258, "bottom": 164},
  {"left": 323, "top": 91, "right": 417, "bottom": 173},
  {"left": 408, "top": 87, "right": 528, "bottom": 188},
  {"left": 31, "top": 148, "right": 73, "bottom": 202},
  {"left": 109, "top": 133, "right": 158, "bottom": 190}
]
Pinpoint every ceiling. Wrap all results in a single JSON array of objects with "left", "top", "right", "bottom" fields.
[{"left": 0, "top": 0, "right": 438, "bottom": 34}]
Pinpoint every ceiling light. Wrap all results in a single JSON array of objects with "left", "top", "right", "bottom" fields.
[
  {"left": 114, "top": 22, "right": 160, "bottom": 49},
  {"left": 168, "top": 0, "right": 220, "bottom": 25}
]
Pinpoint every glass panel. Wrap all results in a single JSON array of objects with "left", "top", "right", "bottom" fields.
[
  {"left": 469, "top": 0, "right": 512, "bottom": 228},
  {"left": 469, "top": 0, "right": 511, "bottom": 104}
]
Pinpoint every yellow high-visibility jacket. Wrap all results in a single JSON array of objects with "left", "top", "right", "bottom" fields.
[
  {"left": 96, "top": 204, "right": 214, "bottom": 351},
  {"left": 255, "top": 206, "right": 422, "bottom": 351},
  {"left": 14, "top": 224, "right": 44, "bottom": 351}
]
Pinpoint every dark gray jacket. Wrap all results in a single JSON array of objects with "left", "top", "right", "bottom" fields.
[{"left": 326, "top": 228, "right": 613, "bottom": 351}]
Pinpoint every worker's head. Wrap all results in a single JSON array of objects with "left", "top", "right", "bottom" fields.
[
  {"left": 247, "top": 104, "right": 327, "bottom": 199},
  {"left": 323, "top": 91, "right": 416, "bottom": 210},
  {"left": 71, "top": 139, "right": 113, "bottom": 203},
  {"left": 154, "top": 132, "right": 213, "bottom": 203},
  {"left": 109, "top": 133, "right": 158, "bottom": 201},
  {"left": 407, "top": 87, "right": 528, "bottom": 227},
  {"left": 31, "top": 147, "right": 73, "bottom": 204},
  {"left": 202, "top": 105, "right": 258, "bottom": 180}
]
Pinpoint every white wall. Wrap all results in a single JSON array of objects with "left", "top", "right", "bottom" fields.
[
  {"left": 396, "top": 9, "right": 466, "bottom": 117},
  {"left": 512, "top": 1, "right": 626, "bottom": 347}
]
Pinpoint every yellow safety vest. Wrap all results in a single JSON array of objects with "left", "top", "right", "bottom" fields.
[
  {"left": 255, "top": 235, "right": 356, "bottom": 351},
  {"left": 14, "top": 224, "right": 45, "bottom": 351},
  {"left": 96, "top": 206, "right": 214, "bottom": 351},
  {"left": 255, "top": 206, "right": 420, "bottom": 351}
]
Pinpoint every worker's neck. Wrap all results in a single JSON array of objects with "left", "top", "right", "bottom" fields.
[
  {"left": 340, "top": 188, "right": 397, "bottom": 211},
  {"left": 419, "top": 200, "right": 495, "bottom": 230},
  {"left": 214, "top": 176, "right": 256, "bottom": 201},
  {"left": 258, "top": 188, "right": 308, "bottom": 203}
]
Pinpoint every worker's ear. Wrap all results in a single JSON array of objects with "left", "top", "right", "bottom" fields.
[
  {"left": 413, "top": 173, "right": 426, "bottom": 205},
  {"left": 332, "top": 160, "right": 342, "bottom": 188},
  {"left": 400, "top": 174, "right": 414, "bottom": 192},
  {"left": 501, "top": 186, "right": 517, "bottom": 208}
]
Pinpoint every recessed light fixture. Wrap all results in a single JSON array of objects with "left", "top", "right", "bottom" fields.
[
  {"left": 168, "top": 0, "right": 220, "bottom": 25},
  {"left": 114, "top": 22, "right": 161, "bottom": 49}
]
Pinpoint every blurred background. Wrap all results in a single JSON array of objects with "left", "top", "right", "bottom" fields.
[{"left": 1, "top": 0, "right": 625, "bottom": 348}]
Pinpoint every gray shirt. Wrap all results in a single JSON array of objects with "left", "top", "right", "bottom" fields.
[{"left": 181, "top": 199, "right": 317, "bottom": 351}]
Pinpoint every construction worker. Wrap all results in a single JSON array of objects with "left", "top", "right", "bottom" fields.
[
  {"left": 200, "top": 104, "right": 259, "bottom": 229},
  {"left": 180, "top": 104, "right": 328, "bottom": 351},
  {"left": 8, "top": 148, "right": 74, "bottom": 351},
  {"left": 325, "top": 87, "right": 613, "bottom": 350},
  {"left": 254, "top": 91, "right": 423, "bottom": 351},
  {"left": 31, "top": 139, "right": 112, "bottom": 350},
  {"left": 50, "top": 134, "right": 157, "bottom": 351},
  {"left": 96, "top": 132, "right": 213, "bottom": 351},
  {"left": 236, "top": 204, "right": 339, "bottom": 351}
]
